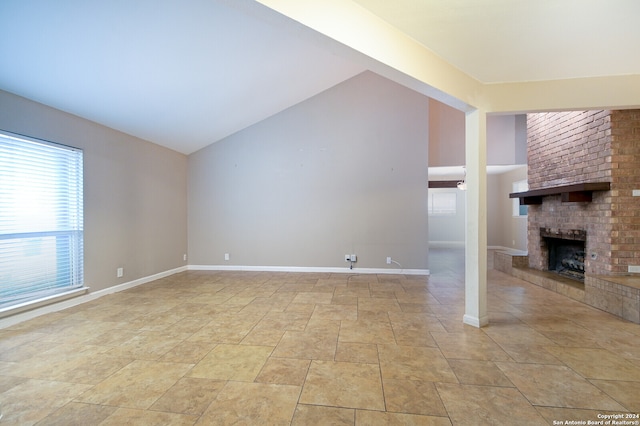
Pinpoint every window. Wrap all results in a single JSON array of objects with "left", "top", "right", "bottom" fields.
[
  {"left": 512, "top": 179, "right": 528, "bottom": 217},
  {"left": 428, "top": 191, "right": 457, "bottom": 215},
  {"left": 0, "top": 131, "right": 83, "bottom": 310}
]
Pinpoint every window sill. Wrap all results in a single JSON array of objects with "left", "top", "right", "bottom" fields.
[{"left": 0, "top": 287, "right": 89, "bottom": 319}]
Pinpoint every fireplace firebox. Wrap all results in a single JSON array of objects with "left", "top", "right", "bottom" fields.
[{"left": 540, "top": 228, "right": 586, "bottom": 281}]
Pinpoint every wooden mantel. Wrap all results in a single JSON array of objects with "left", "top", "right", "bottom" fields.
[{"left": 509, "top": 182, "right": 611, "bottom": 205}]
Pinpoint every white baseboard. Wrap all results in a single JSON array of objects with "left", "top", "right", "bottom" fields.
[
  {"left": 0, "top": 266, "right": 187, "bottom": 330},
  {"left": 0, "top": 263, "right": 430, "bottom": 330},
  {"left": 189, "top": 264, "right": 429, "bottom": 276},
  {"left": 463, "top": 314, "right": 489, "bottom": 328}
]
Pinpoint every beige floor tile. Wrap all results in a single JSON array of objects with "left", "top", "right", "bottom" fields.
[
  {"left": 335, "top": 342, "right": 379, "bottom": 363},
  {"left": 0, "top": 379, "right": 93, "bottom": 425},
  {"left": 304, "top": 317, "right": 341, "bottom": 333},
  {"left": 0, "top": 375, "right": 27, "bottom": 393},
  {"left": 331, "top": 295, "right": 359, "bottom": 305},
  {"left": 447, "top": 359, "right": 514, "bottom": 387},
  {"left": 0, "top": 339, "right": 61, "bottom": 365},
  {"left": 271, "top": 329, "right": 337, "bottom": 360},
  {"left": 497, "top": 343, "right": 563, "bottom": 364},
  {"left": 593, "top": 331, "right": 640, "bottom": 361},
  {"left": 197, "top": 381, "right": 300, "bottom": 425},
  {"left": 0, "top": 330, "right": 47, "bottom": 352},
  {"left": 430, "top": 331, "right": 512, "bottom": 361},
  {"left": 81, "top": 328, "right": 142, "bottom": 347},
  {"left": 292, "top": 404, "right": 355, "bottom": 425},
  {"left": 292, "top": 292, "right": 333, "bottom": 304},
  {"left": 544, "top": 346, "right": 640, "bottom": 381},
  {"left": 382, "top": 378, "right": 448, "bottom": 416},
  {"left": 395, "top": 291, "right": 440, "bottom": 305},
  {"left": 286, "top": 302, "right": 317, "bottom": 314},
  {"left": 590, "top": 379, "right": 640, "bottom": 412},
  {"left": 334, "top": 287, "right": 371, "bottom": 298},
  {"left": 339, "top": 319, "right": 397, "bottom": 345},
  {"left": 162, "top": 316, "right": 212, "bottom": 335},
  {"left": 398, "top": 302, "right": 432, "bottom": 313},
  {"left": 482, "top": 323, "right": 557, "bottom": 346},
  {"left": 188, "top": 344, "right": 273, "bottom": 381},
  {"left": 378, "top": 345, "right": 458, "bottom": 383},
  {"left": 105, "top": 331, "right": 184, "bottom": 360},
  {"left": 54, "top": 355, "right": 134, "bottom": 385},
  {"left": 436, "top": 383, "right": 547, "bottom": 426},
  {"left": 393, "top": 328, "right": 439, "bottom": 347},
  {"left": 255, "top": 357, "right": 310, "bottom": 386},
  {"left": 150, "top": 377, "right": 226, "bottom": 415},
  {"left": 356, "top": 410, "right": 452, "bottom": 425},
  {"left": 388, "top": 311, "right": 446, "bottom": 332},
  {"left": 495, "top": 362, "right": 626, "bottom": 411},
  {"left": 299, "top": 360, "right": 385, "bottom": 410},
  {"left": 240, "top": 327, "right": 286, "bottom": 346},
  {"left": 311, "top": 304, "right": 358, "bottom": 321},
  {"left": 76, "top": 360, "right": 193, "bottom": 409},
  {"left": 159, "top": 341, "right": 216, "bottom": 364},
  {"left": 33, "top": 402, "right": 117, "bottom": 426},
  {"left": 100, "top": 407, "right": 199, "bottom": 425},
  {"left": 539, "top": 330, "right": 605, "bottom": 348},
  {"left": 4, "top": 252, "right": 640, "bottom": 425},
  {"left": 2, "top": 344, "right": 112, "bottom": 381},
  {"left": 255, "top": 311, "right": 311, "bottom": 332},
  {"left": 187, "top": 318, "right": 259, "bottom": 344},
  {"left": 358, "top": 298, "right": 401, "bottom": 313}
]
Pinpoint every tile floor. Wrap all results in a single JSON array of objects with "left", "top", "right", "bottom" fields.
[{"left": 0, "top": 248, "right": 639, "bottom": 425}]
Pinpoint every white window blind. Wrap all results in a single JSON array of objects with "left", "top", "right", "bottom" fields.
[
  {"left": 0, "top": 131, "right": 83, "bottom": 309},
  {"left": 428, "top": 191, "right": 457, "bottom": 216}
]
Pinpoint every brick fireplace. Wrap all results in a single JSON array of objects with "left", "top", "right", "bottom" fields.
[{"left": 505, "top": 110, "right": 640, "bottom": 323}]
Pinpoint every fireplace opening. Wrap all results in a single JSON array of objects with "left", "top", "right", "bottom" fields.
[{"left": 540, "top": 228, "right": 586, "bottom": 282}]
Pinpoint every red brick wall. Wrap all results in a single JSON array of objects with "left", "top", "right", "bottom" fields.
[
  {"left": 527, "top": 111, "right": 612, "bottom": 188},
  {"left": 609, "top": 110, "right": 640, "bottom": 273},
  {"left": 526, "top": 110, "right": 640, "bottom": 275}
]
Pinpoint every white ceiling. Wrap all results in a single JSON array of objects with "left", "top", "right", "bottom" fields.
[
  {"left": 0, "top": 1, "right": 366, "bottom": 154},
  {"left": 353, "top": 0, "right": 640, "bottom": 83},
  {"left": 428, "top": 165, "right": 526, "bottom": 180},
  {"left": 1, "top": 0, "right": 638, "bottom": 154}
]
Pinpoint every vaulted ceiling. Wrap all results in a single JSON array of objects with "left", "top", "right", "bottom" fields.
[{"left": 1, "top": 0, "right": 638, "bottom": 154}]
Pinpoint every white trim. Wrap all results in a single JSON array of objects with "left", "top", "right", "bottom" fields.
[
  {"left": 463, "top": 314, "right": 489, "bottom": 328},
  {"left": 0, "top": 287, "right": 89, "bottom": 319},
  {"left": 0, "top": 266, "right": 187, "bottom": 330},
  {"left": 189, "top": 264, "right": 429, "bottom": 276},
  {"left": 88, "top": 266, "right": 187, "bottom": 298}
]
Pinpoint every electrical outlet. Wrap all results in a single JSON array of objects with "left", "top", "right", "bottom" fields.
[
  {"left": 225, "top": 253, "right": 230, "bottom": 261},
  {"left": 117, "top": 267, "right": 123, "bottom": 278},
  {"left": 351, "top": 254, "right": 357, "bottom": 262},
  {"left": 345, "top": 254, "right": 351, "bottom": 262},
  {"left": 629, "top": 265, "right": 640, "bottom": 273},
  {"left": 183, "top": 254, "right": 187, "bottom": 261},
  {"left": 386, "top": 257, "right": 392, "bottom": 265}
]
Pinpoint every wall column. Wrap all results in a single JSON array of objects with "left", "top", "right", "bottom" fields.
[{"left": 463, "top": 108, "right": 489, "bottom": 327}]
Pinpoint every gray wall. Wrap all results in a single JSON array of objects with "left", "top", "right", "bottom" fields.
[
  {"left": 188, "top": 71, "right": 430, "bottom": 270},
  {"left": 429, "top": 103, "right": 526, "bottom": 168},
  {"left": 0, "top": 90, "right": 188, "bottom": 292},
  {"left": 429, "top": 99, "right": 464, "bottom": 167},
  {"left": 494, "top": 166, "right": 528, "bottom": 251}
]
